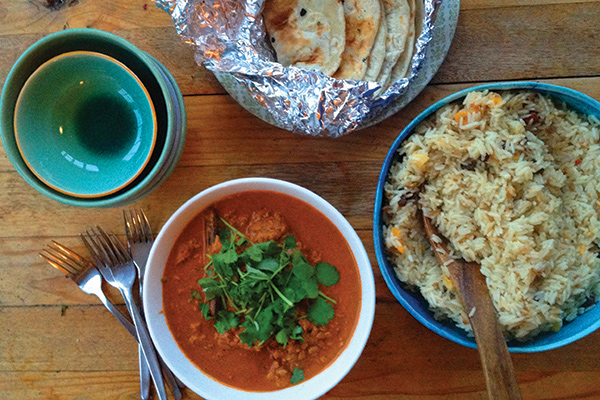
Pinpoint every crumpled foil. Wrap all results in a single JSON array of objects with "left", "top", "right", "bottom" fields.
[{"left": 157, "top": 0, "right": 443, "bottom": 137}]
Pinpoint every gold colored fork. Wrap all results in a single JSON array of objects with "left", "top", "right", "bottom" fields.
[{"left": 40, "top": 241, "right": 136, "bottom": 337}]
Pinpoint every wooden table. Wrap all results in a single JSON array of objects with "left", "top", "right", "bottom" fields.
[{"left": 1, "top": 0, "right": 599, "bottom": 399}]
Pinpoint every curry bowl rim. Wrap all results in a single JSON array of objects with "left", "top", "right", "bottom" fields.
[{"left": 144, "top": 177, "right": 376, "bottom": 399}]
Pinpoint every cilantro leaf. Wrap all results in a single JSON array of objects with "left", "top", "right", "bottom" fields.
[
  {"left": 275, "top": 329, "right": 288, "bottom": 346},
  {"left": 302, "top": 276, "right": 319, "bottom": 299},
  {"left": 238, "top": 330, "right": 256, "bottom": 346},
  {"left": 239, "top": 307, "right": 275, "bottom": 345},
  {"left": 256, "top": 257, "right": 279, "bottom": 272},
  {"left": 290, "top": 324, "right": 303, "bottom": 341},
  {"left": 315, "top": 262, "right": 340, "bottom": 286},
  {"left": 290, "top": 368, "right": 304, "bottom": 384},
  {"left": 211, "top": 250, "right": 236, "bottom": 277},
  {"left": 198, "top": 278, "right": 217, "bottom": 287},
  {"left": 194, "top": 218, "right": 342, "bottom": 349},
  {"left": 241, "top": 245, "right": 263, "bottom": 263},
  {"left": 218, "top": 227, "right": 231, "bottom": 246},
  {"left": 198, "top": 278, "right": 223, "bottom": 300},
  {"left": 292, "top": 253, "right": 314, "bottom": 281},
  {"left": 307, "top": 297, "right": 335, "bottom": 326},
  {"left": 245, "top": 265, "right": 270, "bottom": 280},
  {"left": 262, "top": 241, "right": 283, "bottom": 258},
  {"left": 198, "top": 303, "right": 213, "bottom": 320},
  {"left": 214, "top": 310, "right": 239, "bottom": 334},
  {"left": 283, "top": 235, "right": 296, "bottom": 250},
  {"left": 190, "top": 290, "right": 203, "bottom": 301}
]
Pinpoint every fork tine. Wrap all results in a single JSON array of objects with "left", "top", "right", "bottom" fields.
[
  {"left": 44, "top": 246, "right": 83, "bottom": 274},
  {"left": 47, "top": 243, "right": 85, "bottom": 273},
  {"left": 138, "top": 209, "right": 153, "bottom": 242},
  {"left": 132, "top": 210, "right": 143, "bottom": 242},
  {"left": 95, "top": 226, "right": 127, "bottom": 264},
  {"left": 50, "top": 241, "right": 87, "bottom": 263},
  {"left": 93, "top": 226, "right": 122, "bottom": 265},
  {"left": 40, "top": 251, "right": 74, "bottom": 275},
  {"left": 108, "top": 232, "right": 131, "bottom": 262},
  {"left": 81, "top": 231, "right": 108, "bottom": 268},
  {"left": 123, "top": 209, "right": 136, "bottom": 244}
]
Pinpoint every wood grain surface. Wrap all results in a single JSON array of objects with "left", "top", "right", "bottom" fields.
[{"left": 1, "top": 0, "right": 599, "bottom": 399}]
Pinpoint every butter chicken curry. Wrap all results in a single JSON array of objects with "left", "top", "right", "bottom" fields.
[{"left": 162, "top": 190, "right": 361, "bottom": 391}]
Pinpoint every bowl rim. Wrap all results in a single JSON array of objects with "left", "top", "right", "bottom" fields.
[
  {"left": 13, "top": 50, "right": 158, "bottom": 198},
  {"left": 143, "top": 177, "right": 376, "bottom": 400},
  {"left": 373, "top": 81, "right": 600, "bottom": 353},
  {"left": 0, "top": 28, "right": 179, "bottom": 207}
]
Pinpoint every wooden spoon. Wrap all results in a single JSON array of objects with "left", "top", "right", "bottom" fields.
[{"left": 422, "top": 215, "right": 522, "bottom": 400}]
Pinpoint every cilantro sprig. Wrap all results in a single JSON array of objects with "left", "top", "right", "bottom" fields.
[{"left": 191, "top": 219, "right": 340, "bottom": 349}]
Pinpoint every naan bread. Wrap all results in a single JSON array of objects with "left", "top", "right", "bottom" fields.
[
  {"left": 263, "top": 0, "right": 345, "bottom": 76},
  {"left": 376, "top": 0, "right": 411, "bottom": 86},
  {"left": 389, "top": 0, "right": 416, "bottom": 83},
  {"left": 363, "top": 0, "right": 388, "bottom": 82},
  {"left": 332, "top": 0, "right": 381, "bottom": 81}
]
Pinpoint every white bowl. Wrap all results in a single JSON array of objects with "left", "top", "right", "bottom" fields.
[{"left": 143, "top": 177, "right": 376, "bottom": 400}]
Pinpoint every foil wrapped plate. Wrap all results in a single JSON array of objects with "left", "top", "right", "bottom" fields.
[{"left": 158, "top": 0, "right": 460, "bottom": 137}]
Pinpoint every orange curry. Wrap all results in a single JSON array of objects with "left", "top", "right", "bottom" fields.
[{"left": 161, "top": 190, "right": 361, "bottom": 391}]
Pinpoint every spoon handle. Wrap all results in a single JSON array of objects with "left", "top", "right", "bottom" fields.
[
  {"left": 449, "top": 262, "right": 522, "bottom": 400},
  {"left": 422, "top": 216, "right": 522, "bottom": 400}
]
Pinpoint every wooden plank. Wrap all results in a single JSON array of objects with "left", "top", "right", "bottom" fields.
[
  {"left": 2, "top": 0, "right": 598, "bottom": 34},
  {"left": 2, "top": 303, "right": 600, "bottom": 374},
  {"left": 0, "top": 305, "right": 138, "bottom": 372},
  {"left": 0, "top": 231, "right": 391, "bottom": 307},
  {"left": 0, "top": 235, "right": 129, "bottom": 307},
  {"left": 3, "top": 76, "right": 599, "bottom": 172},
  {"left": 2, "top": 0, "right": 596, "bottom": 35},
  {"left": 1, "top": 77, "right": 599, "bottom": 239},
  {"left": 1, "top": 3, "right": 600, "bottom": 95},
  {"left": 2, "top": 370, "right": 600, "bottom": 400},
  {"left": 432, "top": 2, "right": 600, "bottom": 84},
  {"left": 0, "top": 371, "right": 189, "bottom": 400},
  {"left": 0, "top": 0, "right": 174, "bottom": 35},
  {"left": 461, "top": 0, "right": 599, "bottom": 10},
  {"left": 0, "top": 28, "right": 222, "bottom": 96},
  {"left": 0, "top": 161, "right": 379, "bottom": 237}
]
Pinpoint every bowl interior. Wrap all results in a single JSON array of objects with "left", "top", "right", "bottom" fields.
[
  {"left": 14, "top": 51, "right": 157, "bottom": 198},
  {"left": 1, "top": 28, "right": 177, "bottom": 207},
  {"left": 144, "top": 178, "right": 375, "bottom": 400},
  {"left": 374, "top": 81, "right": 600, "bottom": 353}
]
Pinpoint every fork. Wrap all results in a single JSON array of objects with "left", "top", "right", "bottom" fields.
[
  {"left": 81, "top": 227, "right": 167, "bottom": 400},
  {"left": 124, "top": 209, "right": 183, "bottom": 400},
  {"left": 123, "top": 209, "right": 153, "bottom": 400},
  {"left": 39, "top": 241, "right": 137, "bottom": 337}
]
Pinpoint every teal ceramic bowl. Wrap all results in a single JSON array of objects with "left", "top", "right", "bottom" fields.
[
  {"left": 374, "top": 82, "right": 600, "bottom": 352},
  {"left": 14, "top": 51, "right": 157, "bottom": 198},
  {"left": 1, "top": 29, "right": 185, "bottom": 207}
]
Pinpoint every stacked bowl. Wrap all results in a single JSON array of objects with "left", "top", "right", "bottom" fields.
[{"left": 1, "top": 29, "right": 186, "bottom": 208}]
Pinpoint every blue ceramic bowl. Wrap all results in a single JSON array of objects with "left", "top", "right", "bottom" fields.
[
  {"left": 1, "top": 29, "right": 185, "bottom": 207},
  {"left": 374, "top": 81, "right": 600, "bottom": 353},
  {"left": 14, "top": 51, "right": 157, "bottom": 198}
]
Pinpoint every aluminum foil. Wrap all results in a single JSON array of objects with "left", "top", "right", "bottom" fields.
[{"left": 157, "top": 0, "right": 443, "bottom": 137}]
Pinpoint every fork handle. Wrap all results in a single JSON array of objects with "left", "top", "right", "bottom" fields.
[
  {"left": 96, "top": 291, "right": 151, "bottom": 399},
  {"left": 96, "top": 291, "right": 178, "bottom": 399},
  {"left": 121, "top": 290, "right": 168, "bottom": 400},
  {"left": 94, "top": 290, "right": 136, "bottom": 337},
  {"left": 139, "top": 345, "right": 151, "bottom": 400}
]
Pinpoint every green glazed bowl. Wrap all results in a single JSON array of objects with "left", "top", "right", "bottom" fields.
[
  {"left": 1, "top": 28, "right": 185, "bottom": 207},
  {"left": 14, "top": 51, "right": 157, "bottom": 198}
]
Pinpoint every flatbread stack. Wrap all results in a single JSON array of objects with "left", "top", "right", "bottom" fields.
[{"left": 263, "top": 0, "right": 421, "bottom": 87}]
